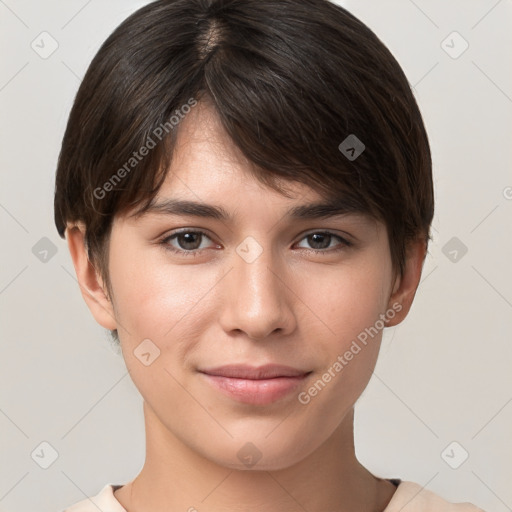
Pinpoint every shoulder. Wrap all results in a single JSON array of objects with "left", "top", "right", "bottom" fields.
[
  {"left": 61, "top": 483, "right": 126, "bottom": 512},
  {"left": 384, "top": 481, "right": 486, "bottom": 512}
]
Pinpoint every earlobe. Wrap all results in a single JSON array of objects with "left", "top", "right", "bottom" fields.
[
  {"left": 65, "top": 222, "right": 117, "bottom": 331},
  {"left": 385, "top": 238, "right": 428, "bottom": 327}
]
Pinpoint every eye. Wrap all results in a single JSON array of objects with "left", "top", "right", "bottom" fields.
[
  {"left": 160, "top": 229, "right": 216, "bottom": 256},
  {"left": 159, "top": 229, "right": 352, "bottom": 257},
  {"left": 295, "top": 231, "right": 352, "bottom": 253}
]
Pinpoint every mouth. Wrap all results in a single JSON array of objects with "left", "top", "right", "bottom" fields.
[{"left": 198, "top": 364, "right": 313, "bottom": 405}]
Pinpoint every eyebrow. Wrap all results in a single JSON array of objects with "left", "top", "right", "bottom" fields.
[{"left": 134, "top": 197, "right": 364, "bottom": 222}]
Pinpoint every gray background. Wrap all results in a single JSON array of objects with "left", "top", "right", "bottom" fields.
[{"left": 1, "top": 1, "right": 511, "bottom": 511}]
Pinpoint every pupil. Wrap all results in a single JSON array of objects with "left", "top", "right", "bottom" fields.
[
  {"left": 310, "top": 233, "right": 330, "bottom": 249},
  {"left": 180, "top": 233, "right": 200, "bottom": 250}
]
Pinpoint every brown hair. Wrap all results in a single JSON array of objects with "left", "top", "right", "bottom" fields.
[{"left": 54, "top": 0, "right": 434, "bottom": 343}]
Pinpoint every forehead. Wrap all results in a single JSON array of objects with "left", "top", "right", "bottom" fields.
[{"left": 154, "top": 99, "right": 324, "bottom": 205}]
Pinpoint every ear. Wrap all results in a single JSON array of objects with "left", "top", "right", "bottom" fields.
[
  {"left": 385, "top": 238, "right": 428, "bottom": 327},
  {"left": 65, "top": 222, "right": 117, "bottom": 331}
]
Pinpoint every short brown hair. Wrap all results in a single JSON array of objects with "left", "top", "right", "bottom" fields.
[{"left": 54, "top": 0, "right": 434, "bottom": 342}]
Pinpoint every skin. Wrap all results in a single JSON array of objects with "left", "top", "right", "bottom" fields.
[{"left": 66, "top": 100, "right": 427, "bottom": 512}]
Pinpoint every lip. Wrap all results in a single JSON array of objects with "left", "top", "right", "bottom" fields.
[
  {"left": 198, "top": 364, "right": 312, "bottom": 405},
  {"left": 199, "top": 364, "right": 310, "bottom": 379}
]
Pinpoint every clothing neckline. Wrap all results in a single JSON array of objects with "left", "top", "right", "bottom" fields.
[{"left": 108, "top": 479, "right": 402, "bottom": 508}]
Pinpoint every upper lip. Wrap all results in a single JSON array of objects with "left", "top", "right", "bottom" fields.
[{"left": 199, "top": 364, "right": 311, "bottom": 379}]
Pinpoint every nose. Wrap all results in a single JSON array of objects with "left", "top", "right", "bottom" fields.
[{"left": 218, "top": 243, "right": 296, "bottom": 341}]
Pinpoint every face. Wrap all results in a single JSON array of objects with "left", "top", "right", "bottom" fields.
[{"left": 103, "top": 101, "right": 399, "bottom": 470}]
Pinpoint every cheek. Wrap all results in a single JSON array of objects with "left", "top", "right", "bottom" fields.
[
  {"left": 304, "top": 255, "right": 391, "bottom": 349},
  {"left": 297, "top": 257, "right": 391, "bottom": 402},
  {"left": 109, "top": 246, "right": 220, "bottom": 342},
  {"left": 108, "top": 254, "right": 222, "bottom": 408}
]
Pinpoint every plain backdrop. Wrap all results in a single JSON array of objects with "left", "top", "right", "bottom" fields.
[{"left": 0, "top": 1, "right": 511, "bottom": 511}]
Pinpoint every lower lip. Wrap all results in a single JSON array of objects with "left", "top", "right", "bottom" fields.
[{"left": 200, "top": 372, "right": 310, "bottom": 405}]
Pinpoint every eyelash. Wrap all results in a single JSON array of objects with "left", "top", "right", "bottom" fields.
[{"left": 158, "top": 229, "right": 352, "bottom": 257}]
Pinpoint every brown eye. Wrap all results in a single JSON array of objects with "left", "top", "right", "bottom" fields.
[
  {"left": 295, "top": 232, "right": 351, "bottom": 253},
  {"left": 161, "top": 230, "right": 215, "bottom": 256},
  {"left": 173, "top": 232, "right": 203, "bottom": 250},
  {"left": 306, "top": 233, "right": 332, "bottom": 250}
]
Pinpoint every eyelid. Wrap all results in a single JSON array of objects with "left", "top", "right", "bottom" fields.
[
  {"left": 297, "top": 228, "right": 354, "bottom": 244},
  {"left": 159, "top": 228, "right": 219, "bottom": 250},
  {"left": 295, "top": 230, "right": 353, "bottom": 251}
]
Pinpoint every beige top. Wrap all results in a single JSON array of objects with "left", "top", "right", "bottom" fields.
[{"left": 62, "top": 481, "right": 486, "bottom": 511}]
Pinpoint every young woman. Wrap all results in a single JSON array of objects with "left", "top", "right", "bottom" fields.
[{"left": 55, "top": 0, "right": 485, "bottom": 510}]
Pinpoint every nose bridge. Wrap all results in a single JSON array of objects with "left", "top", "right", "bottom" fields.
[{"left": 221, "top": 235, "right": 293, "bottom": 339}]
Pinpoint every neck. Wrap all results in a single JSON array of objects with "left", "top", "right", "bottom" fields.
[{"left": 114, "top": 402, "right": 396, "bottom": 512}]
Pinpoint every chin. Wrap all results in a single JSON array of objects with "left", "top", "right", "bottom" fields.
[{"left": 202, "top": 435, "right": 314, "bottom": 472}]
